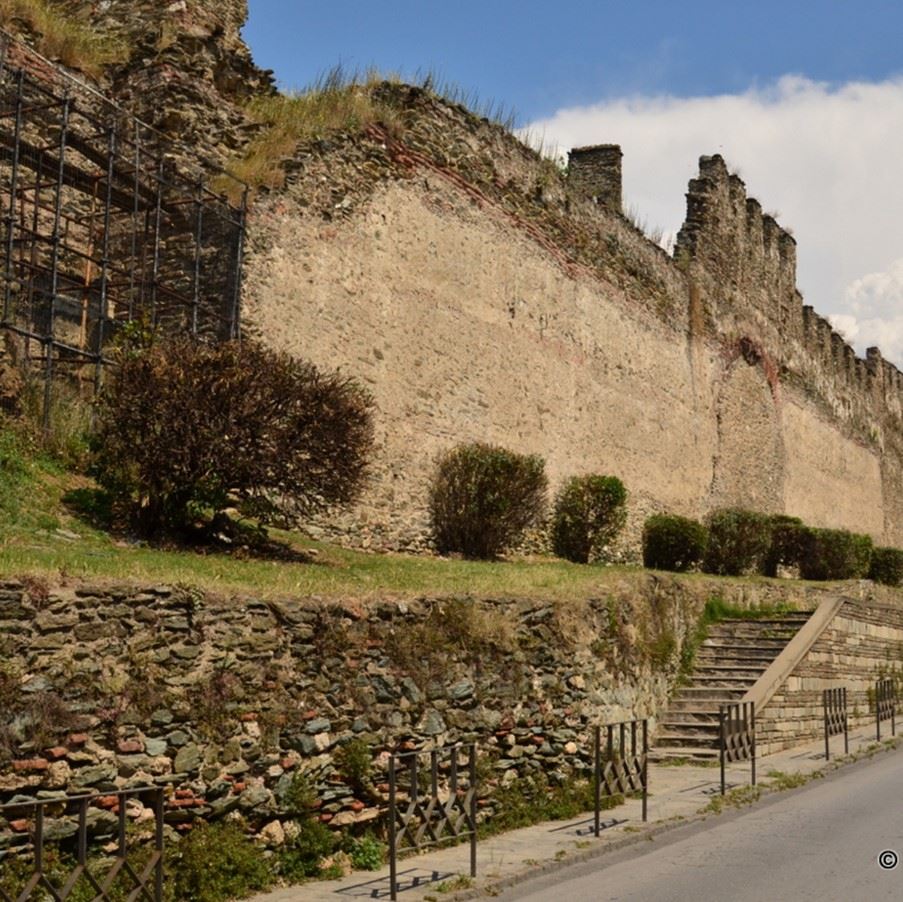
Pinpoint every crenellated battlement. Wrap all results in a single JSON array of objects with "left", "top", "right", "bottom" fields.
[{"left": 672, "top": 153, "right": 901, "bottom": 433}]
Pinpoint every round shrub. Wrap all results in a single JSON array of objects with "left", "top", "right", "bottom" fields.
[
  {"left": 798, "top": 528, "right": 874, "bottom": 581},
  {"left": 642, "top": 514, "right": 707, "bottom": 572},
  {"left": 429, "top": 442, "right": 547, "bottom": 559},
  {"left": 702, "top": 508, "right": 772, "bottom": 576},
  {"left": 761, "top": 514, "right": 808, "bottom": 577},
  {"left": 551, "top": 474, "right": 627, "bottom": 563},
  {"left": 869, "top": 546, "right": 903, "bottom": 586}
]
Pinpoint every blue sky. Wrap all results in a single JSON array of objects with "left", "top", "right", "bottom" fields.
[
  {"left": 244, "top": 1, "right": 902, "bottom": 119},
  {"left": 244, "top": 2, "right": 903, "bottom": 364}
]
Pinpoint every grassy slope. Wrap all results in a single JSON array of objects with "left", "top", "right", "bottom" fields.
[{"left": 0, "top": 426, "right": 645, "bottom": 600}]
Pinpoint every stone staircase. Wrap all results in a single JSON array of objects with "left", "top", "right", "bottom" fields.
[{"left": 652, "top": 612, "right": 813, "bottom": 761}]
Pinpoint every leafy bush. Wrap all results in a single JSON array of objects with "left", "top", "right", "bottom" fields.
[
  {"left": 702, "top": 508, "right": 772, "bottom": 576},
  {"left": 429, "top": 443, "right": 547, "bottom": 559},
  {"left": 334, "top": 738, "right": 372, "bottom": 792},
  {"left": 761, "top": 514, "right": 808, "bottom": 577},
  {"left": 277, "top": 817, "right": 336, "bottom": 881},
  {"left": 869, "top": 547, "right": 903, "bottom": 586},
  {"left": 642, "top": 514, "right": 707, "bottom": 572},
  {"left": 347, "top": 834, "right": 385, "bottom": 871},
  {"left": 167, "top": 821, "right": 272, "bottom": 902},
  {"left": 93, "top": 337, "right": 373, "bottom": 537},
  {"left": 551, "top": 474, "right": 627, "bottom": 563},
  {"left": 798, "top": 528, "right": 873, "bottom": 581}
]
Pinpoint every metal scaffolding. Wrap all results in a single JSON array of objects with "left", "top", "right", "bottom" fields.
[{"left": 0, "top": 31, "right": 247, "bottom": 425}]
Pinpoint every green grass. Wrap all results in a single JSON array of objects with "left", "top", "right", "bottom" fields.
[{"left": 0, "top": 424, "right": 646, "bottom": 600}]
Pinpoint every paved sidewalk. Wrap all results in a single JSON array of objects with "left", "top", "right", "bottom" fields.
[{"left": 253, "top": 724, "right": 902, "bottom": 901}]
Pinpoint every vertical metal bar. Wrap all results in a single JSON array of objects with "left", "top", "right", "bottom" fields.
[
  {"left": 78, "top": 797, "right": 88, "bottom": 865},
  {"left": 877, "top": 681, "right": 882, "bottom": 742},
  {"left": 719, "top": 705, "right": 726, "bottom": 796},
  {"left": 450, "top": 748, "right": 458, "bottom": 796},
  {"left": 631, "top": 720, "right": 637, "bottom": 760},
  {"left": 191, "top": 179, "right": 204, "bottom": 334},
  {"left": 389, "top": 755, "right": 397, "bottom": 902},
  {"left": 593, "top": 725, "right": 601, "bottom": 838},
  {"left": 129, "top": 120, "right": 140, "bottom": 319},
  {"left": 410, "top": 754, "right": 418, "bottom": 804},
  {"left": 229, "top": 187, "right": 248, "bottom": 340},
  {"left": 469, "top": 745, "right": 477, "bottom": 879},
  {"left": 750, "top": 703, "right": 756, "bottom": 787},
  {"left": 118, "top": 791, "right": 127, "bottom": 857},
  {"left": 34, "top": 803, "right": 44, "bottom": 873},
  {"left": 430, "top": 750, "right": 438, "bottom": 801},
  {"left": 619, "top": 723, "right": 625, "bottom": 761},
  {"left": 892, "top": 681, "right": 897, "bottom": 737},
  {"left": 843, "top": 688, "right": 849, "bottom": 756},
  {"left": 641, "top": 719, "right": 648, "bottom": 823},
  {"left": 823, "top": 689, "right": 830, "bottom": 761},
  {"left": 2, "top": 68, "right": 24, "bottom": 325},
  {"left": 154, "top": 789, "right": 164, "bottom": 902},
  {"left": 43, "top": 93, "right": 71, "bottom": 434},
  {"left": 149, "top": 157, "right": 164, "bottom": 327},
  {"left": 606, "top": 725, "right": 613, "bottom": 764},
  {"left": 94, "top": 123, "right": 116, "bottom": 400}
]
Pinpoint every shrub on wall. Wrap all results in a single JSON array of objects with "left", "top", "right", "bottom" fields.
[
  {"left": 93, "top": 337, "right": 373, "bottom": 537},
  {"left": 551, "top": 474, "right": 627, "bottom": 563},
  {"left": 429, "top": 443, "right": 547, "bottom": 559},
  {"left": 798, "top": 528, "right": 874, "bottom": 581},
  {"left": 869, "top": 547, "right": 903, "bottom": 587},
  {"left": 761, "top": 514, "right": 808, "bottom": 577},
  {"left": 642, "top": 514, "right": 707, "bottom": 572},
  {"left": 702, "top": 508, "right": 772, "bottom": 576}
]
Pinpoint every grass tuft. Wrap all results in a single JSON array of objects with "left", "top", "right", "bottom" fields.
[{"left": 0, "top": 0, "right": 126, "bottom": 78}]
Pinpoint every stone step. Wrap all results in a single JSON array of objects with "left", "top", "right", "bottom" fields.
[
  {"left": 654, "top": 731, "right": 720, "bottom": 750},
  {"left": 692, "top": 664, "right": 766, "bottom": 677},
  {"left": 682, "top": 676, "right": 760, "bottom": 689},
  {"left": 674, "top": 686, "right": 749, "bottom": 705},
  {"left": 661, "top": 709, "right": 723, "bottom": 725},
  {"left": 702, "top": 637, "right": 789, "bottom": 649},
  {"left": 695, "top": 651, "right": 778, "bottom": 665},
  {"left": 649, "top": 746, "right": 720, "bottom": 762}
]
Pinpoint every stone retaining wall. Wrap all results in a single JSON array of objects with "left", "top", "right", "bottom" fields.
[
  {"left": 0, "top": 575, "right": 833, "bottom": 845},
  {"left": 757, "top": 599, "right": 903, "bottom": 754}
]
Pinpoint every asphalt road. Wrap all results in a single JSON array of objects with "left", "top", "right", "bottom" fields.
[{"left": 493, "top": 749, "right": 903, "bottom": 901}]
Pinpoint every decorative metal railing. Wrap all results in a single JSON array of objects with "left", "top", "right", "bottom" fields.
[
  {"left": 387, "top": 744, "right": 477, "bottom": 901},
  {"left": 719, "top": 701, "right": 756, "bottom": 795},
  {"left": 0, "top": 787, "right": 164, "bottom": 902},
  {"left": 823, "top": 686, "right": 848, "bottom": 760},
  {"left": 593, "top": 718, "right": 648, "bottom": 833}
]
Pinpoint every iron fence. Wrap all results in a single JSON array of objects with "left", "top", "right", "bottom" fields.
[
  {"left": 875, "top": 678, "right": 896, "bottom": 741},
  {"left": 823, "top": 687, "right": 848, "bottom": 760},
  {"left": 593, "top": 719, "right": 647, "bottom": 834},
  {"left": 719, "top": 701, "right": 756, "bottom": 795},
  {"left": 0, "top": 30, "right": 246, "bottom": 428},
  {"left": 387, "top": 744, "right": 477, "bottom": 902},
  {"left": 0, "top": 787, "right": 164, "bottom": 902}
]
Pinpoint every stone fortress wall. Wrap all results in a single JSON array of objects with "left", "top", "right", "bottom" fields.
[{"left": 242, "top": 111, "right": 902, "bottom": 553}]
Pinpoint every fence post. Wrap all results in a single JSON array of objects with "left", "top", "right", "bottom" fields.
[
  {"left": 843, "top": 688, "right": 849, "bottom": 756},
  {"left": 750, "top": 702, "right": 756, "bottom": 787},
  {"left": 877, "top": 681, "right": 882, "bottom": 742},
  {"left": 593, "top": 725, "right": 601, "bottom": 837},
  {"left": 719, "top": 705, "right": 727, "bottom": 796},
  {"left": 388, "top": 755, "right": 397, "bottom": 902},
  {"left": 641, "top": 718, "right": 648, "bottom": 823},
  {"left": 823, "top": 689, "right": 830, "bottom": 761},
  {"left": 469, "top": 744, "right": 477, "bottom": 879}
]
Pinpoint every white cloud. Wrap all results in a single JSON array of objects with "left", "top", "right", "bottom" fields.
[{"left": 524, "top": 76, "right": 903, "bottom": 367}]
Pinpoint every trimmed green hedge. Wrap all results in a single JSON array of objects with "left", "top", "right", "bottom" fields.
[
  {"left": 551, "top": 474, "right": 627, "bottom": 563},
  {"left": 642, "top": 514, "right": 707, "bottom": 572},
  {"left": 798, "top": 528, "right": 873, "bottom": 581},
  {"left": 702, "top": 508, "right": 772, "bottom": 576},
  {"left": 762, "top": 514, "right": 808, "bottom": 577},
  {"left": 429, "top": 442, "right": 547, "bottom": 559},
  {"left": 869, "top": 546, "right": 903, "bottom": 587}
]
